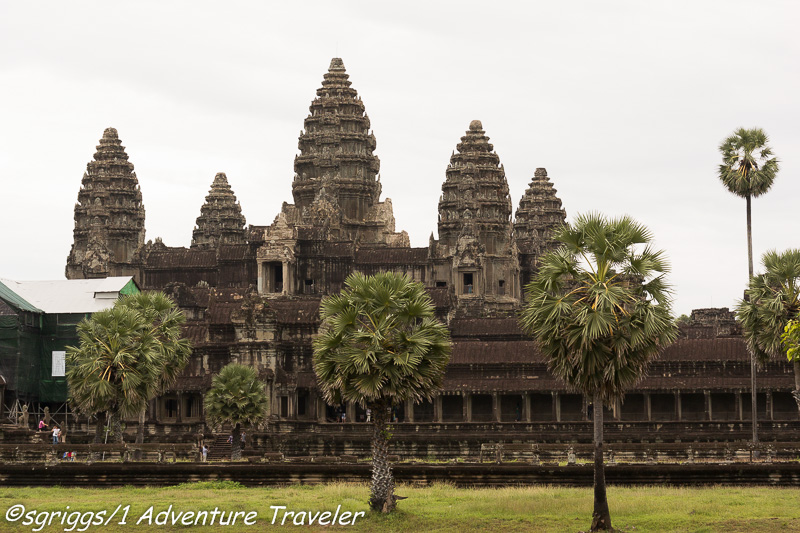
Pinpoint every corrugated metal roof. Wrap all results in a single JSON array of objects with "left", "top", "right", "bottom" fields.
[
  {"left": 0, "top": 279, "right": 41, "bottom": 312},
  {"left": 0, "top": 277, "right": 136, "bottom": 314}
]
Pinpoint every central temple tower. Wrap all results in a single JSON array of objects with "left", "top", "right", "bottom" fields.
[{"left": 288, "top": 58, "right": 403, "bottom": 244}]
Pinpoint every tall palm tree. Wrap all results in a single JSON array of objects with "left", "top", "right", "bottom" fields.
[
  {"left": 115, "top": 292, "right": 191, "bottom": 451},
  {"left": 738, "top": 249, "right": 800, "bottom": 415},
  {"left": 718, "top": 127, "right": 780, "bottom": 444},
  {"left": 519, "top": 213, "right": 677, "bottom": 532},
  {"left": 313, "top": 272, "right": 451, "bottom": 513},
  {"left": 204, "top": 364, "right": 269, "bottom": 460},
  {"left": 66, "top": 306, "right": 161, "bottom": 442}
]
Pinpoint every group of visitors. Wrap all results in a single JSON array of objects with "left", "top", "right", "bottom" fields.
[{"left": 37, "top": 418, "right": 66, "bottom": 445}]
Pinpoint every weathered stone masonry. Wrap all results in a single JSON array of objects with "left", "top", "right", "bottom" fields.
[{"left": 65, "top": 59, "right": 799, "bottom": 439}]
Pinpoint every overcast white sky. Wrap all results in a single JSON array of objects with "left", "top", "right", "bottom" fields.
[{"left": 1, "top": 1, "right": 798, "bottom": 316}]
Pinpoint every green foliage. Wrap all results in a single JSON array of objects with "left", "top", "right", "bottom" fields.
[
  {"left": 519, "top": 213, "right": 678, "bottom": 405},
  {"left": 313, "top": 272, "right": 452, "bottom": 408},
  {"left": 115, "top": 292, "right": 191, "bottom": 393},
  {"left": 738, "top": 249, "right": 800, "bottom": 364},
  {"left": 66, "top": 292, "right": 191, "bottom": 419},
  {"left": 675, "top": 314, "right": 690, "bottom": 326},
  {"left": 718, "top": 127, "right": 779, "bottom": 199},
  {"left": 66, "top": 306, "right": 160, "bottom": 418},
  {"left": 203, "top": 364, "right": 269, "bottom": 429},
  {"left": 784, "top": 320, "right": 800, "bottom": 363}
]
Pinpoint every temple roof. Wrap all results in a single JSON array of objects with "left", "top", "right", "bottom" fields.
[
  {"left": 514, "top": 167, "right": 566, "bottom": 255},
  {"left": 67, "top": 127, "right": 146, "bottom": 278},
  {"left": 292, "top": 58, "right": 382, "bottom": 228},
  {"left": 191, "top": 172, "right": 247, "bottom": 250},
  {"left": 437, "top": 120, "right": 513, "bottom": 249}
]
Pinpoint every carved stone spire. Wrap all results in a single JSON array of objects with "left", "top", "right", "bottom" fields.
[
  {"left": 191, "top": 172, "right": 247, "bottom": 250},
  {"left": 66, "top": 127, "right": 145, "bottom": 279},
  {"left": 437, "top": 120, "right": 513, "bottom": 253},
  {"left": 292, "top": 58, "right": 381, "bottom": 229},
  {"left": 514, "top": 167, "right": 566, "bottom": 256}
]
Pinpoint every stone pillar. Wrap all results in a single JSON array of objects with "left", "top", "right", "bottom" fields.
[
  {"left": 523, "top": 393, "right": 531, "bottom": 423},
  {"left": 317, "top": 397, "right": 326, "bottom": 423},
  {"left": 492, "top": 393, "right": 500, "bottom": 422},
  {"left": 645, "top": 393, "right": 652, "bottom": 422},
  {"left": 705, "top": 391, "right": 712, "bottom": 421},
  {"left": 554, "top": 393, "right": 561, "bottom": 423},
  {"left": 346, "top": 402, "right": 355, "bottom": 423},
  {"left": 405, "top": 399, "right": 415, "bottom": 423},
  {"left": 434, "top": 395, "right": 443, "bottom": 423},
  {"left": 289, "top": 392, "right": 296, "bottom": 420},
  {"left": 282, "top": 261, "right": 292, "bottom": 295},
  {"left": 176, "top": 392, "right": 183, "bottom": 424},
  {"left": 257, "top": 261, "right": 264, "bottom": 293},
  {"left": 675, "top": 391, "right": 682, "bottom": 422},
  {"left": 462, "top": 393, "right": 470, "bottom": 422},
  {"left": 766, "top": 391, "right": 773, "bottom": 421},
  {"left": 150, "top": 399, "right": 159, "bottom": 423},
  {"left": 736, "top": 391, "right": 743, "bottom": 421}
]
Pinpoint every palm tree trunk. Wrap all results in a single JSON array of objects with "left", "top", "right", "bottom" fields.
[
  {"left": 134, "top": 407, "right": 145, "bottom": 460},
  {"left": 793, "top": 360, "right": 800, "bottom": 414},
  {"left": 231, "top": 423, "right": 242, "bottom": 461},
  {"left": 93, "top": 411, "right": 105, "bottom": 444},
  {"left": 369, "top": 404, "right": 396, "bottom": 513},
  {"left": 109, "top": 412, "right": 124, "bottom": 443},
  {"left": 590, "top": 391, "right": 612, "bottom": 532},
  {"left": 750, "top": 353, "right": 758, "bottom": 444},
  {"left": 746, "top": 194, "right": 758, "bottom": 445},
  {"left": 746, "top": 194, "right": 753, "bottom": 279}
]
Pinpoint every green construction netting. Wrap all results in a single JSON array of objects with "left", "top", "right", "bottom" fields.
[{"left": 0, "top": 313, "right": 86, "bottom": 404}]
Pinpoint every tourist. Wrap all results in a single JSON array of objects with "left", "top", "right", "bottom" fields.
[
  {"left": 366, "top": 408, "right": 372, "bottom": 423},
  {"left": 38, "top": 419, "right": 47, "bottom": 431},
  {"left": 201, "top": 445, "right": 208, "bottom": 462},
  {"left": 227, "top": 434, "right": 233, "bottom": 444},
  {"left": 51, "top": 425, "right": 60, "bottom": 445}
]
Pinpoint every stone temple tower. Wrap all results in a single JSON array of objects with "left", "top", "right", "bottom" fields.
[
  {"left": 514, "top": 167, "right": 567, "bottom": 287},
  {"left": 431, "top": 120, "right": 519, "bottom": 312},
  {"left": 191, "top": 172, "right": 247, "bottom": 250},
  {"left": 288, "top": 58, "right": 404, "bottom": 245},
  {"left": 66, "top": 127, "right": 145, "bottom": 280}
]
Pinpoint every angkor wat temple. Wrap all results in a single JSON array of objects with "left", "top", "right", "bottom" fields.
[{"left": 63, "top": 59, "right": 798, "bottom": 448}]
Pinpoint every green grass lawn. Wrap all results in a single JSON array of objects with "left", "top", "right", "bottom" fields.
[{"left": 1, "top": 482, "right": 799, "bottom": 532}]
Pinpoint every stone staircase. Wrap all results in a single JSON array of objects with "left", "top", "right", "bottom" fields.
[{"left": 207, "top": 435, "right": 231, "bottom": 461}]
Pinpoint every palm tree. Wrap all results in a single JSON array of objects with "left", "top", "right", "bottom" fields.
[
  {"left": 115, "top": 292, "right": 191, "bottom": 451},
  {"left": 519, "top": 213, "right": 677, "bottom": 532},
  {"left": 66, "top": 306, "right": 161, "bottom": 443},
  {"left": 718, "top": 128, "right": 779, "bottom": 278},
  {"left": 204, "top": 364, "right": 269, "bottom": 460},
  {"left": 738, "top": 249, "right": 800, "bottom": 415},
  {"left": 718, "top": 127, "right": 779, "bottom": 443},
  {"left": 313, "top": 272, "right": 451, "bottom": 513}
]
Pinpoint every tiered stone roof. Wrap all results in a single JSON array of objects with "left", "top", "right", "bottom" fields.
[
  {"left": 514, "top": 167, "right": 566, "bottom": 256},
  {"left": 292, "top": 58, "right": 381, "bottom": 224},
  {"left": 66, "top": 127, "right": 145, "bottom": 279},
  {"left": 437, "top": 120, "right": 513, "bottom": 251},
  {"left": 191, "top": 172, "right": 247, "bottom": 250}
]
